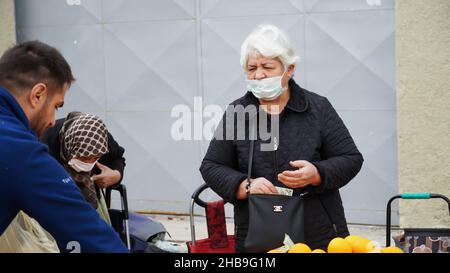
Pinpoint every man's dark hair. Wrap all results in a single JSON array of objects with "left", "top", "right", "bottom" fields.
[{"left": 0, "top": 40, "right": 75, "bottom": 95}]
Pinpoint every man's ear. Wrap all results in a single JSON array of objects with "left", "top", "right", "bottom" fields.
[{"left": 28, "top": 83, "right": 48, "bottom": 108}]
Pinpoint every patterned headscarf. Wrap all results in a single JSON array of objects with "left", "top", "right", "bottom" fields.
[{"left": 59, "top": 112, "right": 109, "bottom": 208}]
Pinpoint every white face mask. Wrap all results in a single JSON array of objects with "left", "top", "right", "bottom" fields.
[
  {"left": 246, "top": 72, "right": 287, "bottom": 101},
  {"left": 68, "top": 158, "right": 97, "bottom": 173}
]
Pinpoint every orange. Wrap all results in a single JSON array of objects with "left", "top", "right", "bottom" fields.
[
  {"left": 344, "top": 235, "right": 363, "bottom": 246},
  {"left": 327, "top": 238, "right": 353, "bottom": 253},
  {"left": 367, "top": 247, "right": 382, "bottom": 253},
  {"left": 352, "top": 237, "right": 376, "bottom": 253},
  {"left": 311, "top": 249, "right": 326, "bottom": 253},
  {"left": 381, "top": 246, "right": 404, "bottom": 253},
  {"left": 288, "top": 243, "right": 312, "bottom": 253}
]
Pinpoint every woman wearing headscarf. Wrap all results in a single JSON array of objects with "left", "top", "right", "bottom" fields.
[
  {"left": 200, "top": 24, "right": 364, "bottom": 252},
  {"left": 43, "top": 113, "right": 126, "bottom": 192},
  {"left": 55, "top": 111, "right": 112, "bottom": 223}
]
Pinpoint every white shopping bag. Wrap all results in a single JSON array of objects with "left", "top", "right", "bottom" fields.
[{"left": 0, "top": 211, "right": 59, "bottom": 253}]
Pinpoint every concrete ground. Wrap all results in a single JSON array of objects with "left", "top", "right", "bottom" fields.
[{"left": 149, "top": 214, "right": 400, "bottom": 247}]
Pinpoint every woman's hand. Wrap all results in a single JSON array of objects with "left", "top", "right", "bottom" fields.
[
  {"left": 249, "top": 177, "right": 278, "bottom": 194},
  {"left": 277, "top": 160, "right": 321, "bottom": 188},
  {"left": 91, "top": 162, "right": 121, "bottom": 188},
  {"left": 236, "top": 177, "right": 277, "bottom": 199}
]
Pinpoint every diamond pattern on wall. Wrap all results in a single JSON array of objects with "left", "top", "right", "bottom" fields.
[
  {"left": 305, "top": 10, "right": 395, "bottom": 97},
  {"left": 327, "top": 62, "right": 396, "bottom": 110},
  {"left": 363, "top": 33, "right": 396, "bottom": 90},
  {"left": 15, "top": 0, "right": 102, "bottom": 27},
  {"left": 364, "top": 134, "right": 398, "bottom": 191},
  {"left": 339, "top": 110, "right": 398, "bottom": 224},
  {"left": 308, "top": 11, "right": 395, "bottom": 61},
  {"left": 104, "top": 20, "right": 198, "bottom": 111},
  {"left": 103, "top": 0, "right": 196, "bottom": 22},
  {"left": 201, "top": 0, "right": 304, "bottom": 18},
  {"left": 305, "top": 19, "right": 361, "bottom": 96},
  {"left": 304, "top": 0, "right": 395, "bottom": 12},
  {"left": 106, "top": 112, "right": 202, "bottom": 203},
  {"left": 17, "top": 25, "right": 106, "bottom": 114},
  {"left": 340, "top": 111, "right": 396, "bottom": 159}
]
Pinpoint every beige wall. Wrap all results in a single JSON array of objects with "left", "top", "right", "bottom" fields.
[
  {"left": 0, "top": 0, "right": 16, "bottom": 54},
  {"left": 397, "top": 0, "right": 450, "bottom": 228}
]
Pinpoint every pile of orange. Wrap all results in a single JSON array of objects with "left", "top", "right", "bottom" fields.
[
  {"left": 267, "top": 235, "right": 404, "bottom": 253},
  {"left": 340, "top": 235, "right": 403, "bottom": 253}
]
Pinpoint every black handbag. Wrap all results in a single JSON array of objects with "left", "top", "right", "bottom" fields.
[{"left": 244, "top": 124, "right": 306, "bottom": 253}]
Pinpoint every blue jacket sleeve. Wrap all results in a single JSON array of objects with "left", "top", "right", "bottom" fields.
[{"left": 13, "top": 141, "right": 128, "bottom": 253}]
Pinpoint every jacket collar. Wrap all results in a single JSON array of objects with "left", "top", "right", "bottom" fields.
[
  {"left": 0, "top": 86, "right": 31, "bottom": 131},
  {"left": 240, "top": 79, "right": 309, "bottom": 120},
  {"left": 285, "top": 79, "right": 309, "bottom": 113}
]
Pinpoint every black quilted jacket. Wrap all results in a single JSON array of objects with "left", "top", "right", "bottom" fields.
[{"left": 200, "top": 79, "right": 364, "bottom": 252}]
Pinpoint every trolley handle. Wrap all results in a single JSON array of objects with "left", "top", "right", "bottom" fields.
[
  {"left": 191, "top": 183, "right": 209, "bottom": 208},
  {"left": 189, "top": 183, "right": 229, "bottom": 246},
  {"left": 386, "top": 193, "right": 450, "bottom": 247},
  {"left": 189, "top": 183, "right": 210, "bottom": 245}
]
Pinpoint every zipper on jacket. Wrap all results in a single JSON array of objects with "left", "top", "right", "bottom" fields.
[{"left": 273, "top": 136, "right": 279, "bottom": 183}]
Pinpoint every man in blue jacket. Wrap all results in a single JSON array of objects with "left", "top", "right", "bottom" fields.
[{"left": 0, "top": 41, "right": 128, "bottom": 253}]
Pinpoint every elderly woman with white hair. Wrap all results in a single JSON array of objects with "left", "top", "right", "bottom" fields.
[{"left": 200, "top": 24, "right": 364, "bottom": 252}]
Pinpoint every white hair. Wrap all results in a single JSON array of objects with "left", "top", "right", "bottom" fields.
[{"left": 240, "top": 24, "right": 299, "bottom": 70}]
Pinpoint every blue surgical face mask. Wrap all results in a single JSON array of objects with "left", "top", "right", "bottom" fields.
[{"left": 246, "top": 71, "right": 287, "bottom": 101}]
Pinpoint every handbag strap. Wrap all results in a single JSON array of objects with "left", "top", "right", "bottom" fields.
[{"left": 247, "top": 119, "right": 256, "bottom": 181}]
